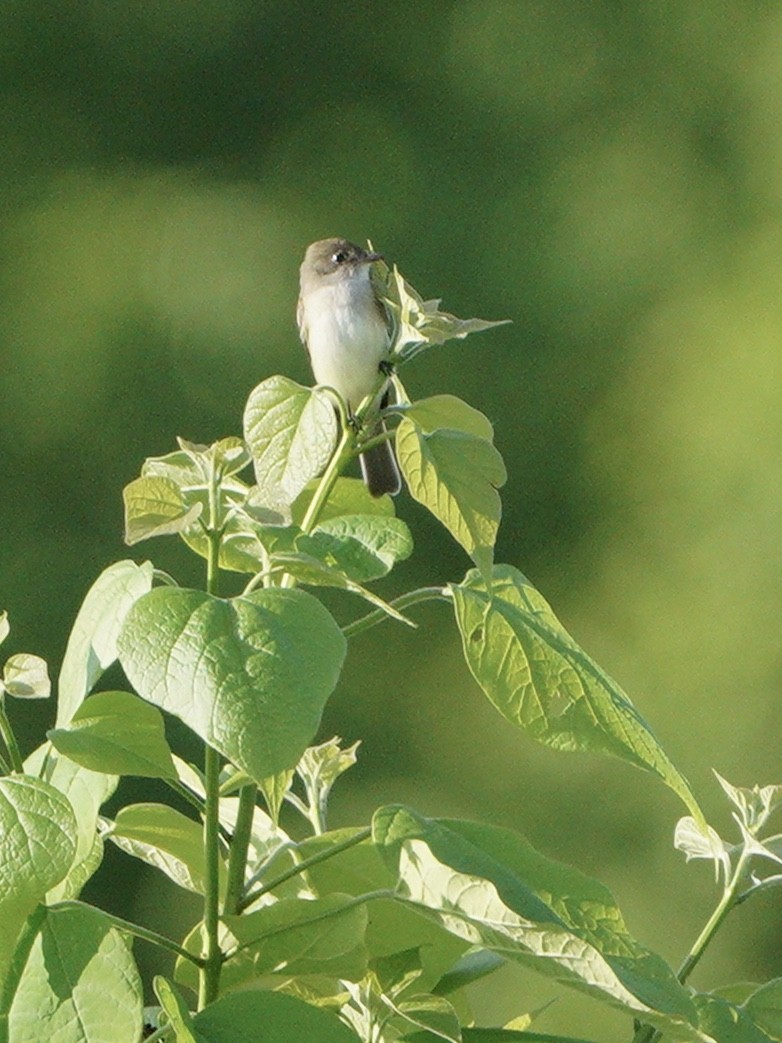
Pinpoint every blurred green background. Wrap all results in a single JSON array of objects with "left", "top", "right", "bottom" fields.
[{"left": 2, "top": 1, "right": 781, "bottom": 1036}]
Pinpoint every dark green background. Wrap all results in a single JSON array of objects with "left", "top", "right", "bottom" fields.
[{"left": 2, "top": 3, "right": 781, "bottom": 1036}]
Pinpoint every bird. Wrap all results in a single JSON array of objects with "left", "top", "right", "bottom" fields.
[{"left": 297, "top": 237, "right": 401, "bottom": 497}]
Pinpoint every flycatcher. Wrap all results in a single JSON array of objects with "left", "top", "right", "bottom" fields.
[{"left": 297, "top": 237, "right": 401, "bottom": 497}]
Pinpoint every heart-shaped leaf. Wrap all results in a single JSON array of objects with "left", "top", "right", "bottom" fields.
[{"left": 118, "top": 586, "right": 346, "bottom": 782}]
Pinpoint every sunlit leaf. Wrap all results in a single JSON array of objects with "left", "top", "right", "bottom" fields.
[
  {"left": 2, "top": 654, "right": 50, "bottom": 699},
  {"left": 123, "top": 475, "right": 203, "bottom": 545},
  {"left": 0, "top": 776, "right": 76, "bottom": 983},
  {"left": 118, "top": 586, "right": 347, "bottom": 782},
  {"left": 57, "top": 559, "right": 154, "bottom": 726},
  {"left": 373, "top": 805, "right": 703, "bottom": 1039},
  {"left": 451, "top": 565, "right": 705, "bottom": 824},
  {"left": 153, "top": 976, "right": 201, "bottom": 1043},
  {"left": 397, "top": 412, "right": 505, "bottom": 581},
  {"left": 0, "top": 611, "right": 9, "bottom": 646},
  {"left": 4, "top": 904, "right": 142, "bottom": 1043},
  {"left": 371, "top": 259, "right": 510, "bottom": 365},
  {"left": 303, "top": 514, "right": 413, "bottom": 583},
  {"left": 244, "top": 376, "right": 338, "bottom": 514}
]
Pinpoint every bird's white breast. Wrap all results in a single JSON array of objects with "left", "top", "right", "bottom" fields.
[{"left": 302, "top": 271, "right": 389, "bottom": 411}]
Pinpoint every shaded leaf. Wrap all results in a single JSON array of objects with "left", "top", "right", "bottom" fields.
[
  {"left": 105, "top": 803, "right": 218, "bottom": 895},
  {"left": 293, "top": 477, "right": 396, "bottom": 526},
  {"left": 193, "top": 990, "right": 360, "bottom": 1043},
  {"left": 304, "top": 514, "right": 413, "bottom": 583},
  {"left": 0, "top": 611, "right": 8, "bottom": 646},
  {"left": 49, "top": 690, "right": 176, "bottom": 779},
  {"left": 153, "top": 976, "right": 202, "bottom": 1043}
]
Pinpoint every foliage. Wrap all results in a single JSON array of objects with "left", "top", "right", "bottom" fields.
[{"left": 1, "top": 266, "right": 780, "bottom": 1043}]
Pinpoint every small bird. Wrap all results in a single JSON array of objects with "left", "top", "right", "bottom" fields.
[{"left": 297, "top": 237, "right": 401, "bottom": 497}]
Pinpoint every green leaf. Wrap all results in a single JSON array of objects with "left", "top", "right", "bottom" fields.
[
  {"left": 292, "top": 476, "right": 396, "bottom": 525},
  {"left": 106, "top": 803, "right": 219, "bottom": 895},
  {"left": 714, "top": 773, "right": 782, "bottom": 833},
  {"left": 401, "top": 395, "right": 495, "bottom": 439},
  {"left": 244, "top": 376, "right": 338, "bottom": 514},
  {"left": 118, "top": 585, "right": 347, "bottom": 783},
  {"left": 674, "top": 816, "right": 730, "bottom": 880},
  {"left": 0, "top": 611, "right": 9, "bottom": 646},
  {"left": 153, "top": 976, "right": 202, "bottom": 1043},
  {"left": 451, "top": 564, "right": 705, "bottom": 825},
  {"left": 3, "top": 904, "right": 142, "bottom": 1043},
  {"left": 694, "top": 992, "right": 776, "bottom": 1042},
  {"left": 0, "top": 776, "right": 76, "bottom": 983},
  {"left": 24, "top": 744, "right": 116, "bottom": 902},
  {"left": 371, "top": 259, "right": 510, "bottom": 365},
  {"left": 258, "top": 768, "right": 295, "bottom": 826},
  {"left": 57, "top": 559, "right": 154, "bottom": 726},
  {"left": 744, "top": 979, "right": 782, "bottom": 1040},
  {"left": 373, "top": 805, "right": 703, "bottom": 1039},
  {"left": 384, "top": 993, "right": 462, "bottom": 1042},
  {"left": 192, "top": 990, "right": 361, "bottom": 1043},
  {"left": 397, "top": 414, "right": 505, "bottom": 581},
  {"left": 2, "top": 654, "right": 50, "bottom": 699},
  {"left": 223, "top": 893, "right": 368, "bottom": 981},
  {"left": 48, "top": 690, "right": 176, "bottom": 779},
  {"left": 123, "top": 474, "right": 203, "bottom": 545},
  {"left": 304, "top": 514, "right": 413, "bottom": 583}
]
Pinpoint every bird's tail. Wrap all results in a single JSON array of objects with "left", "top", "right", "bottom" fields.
[{"left": 359, "top": 420, "right": 401, "bottom": 497}]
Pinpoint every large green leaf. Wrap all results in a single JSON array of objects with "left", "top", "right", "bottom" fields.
[
  {"left": 244, "top": 376, "right": 338, "bottom": 514},
  {"left": 694, "top": 992, "right": 776, "bottom": 1042},
  {"left": 192, "top": 990, "right": 360, "bottom": 1043},
  {"left": 373, "top": 805, "right": 704, "bottom": 1040},
  {"left": 3, "top": 904, "right": 142, "bottom": 1043},
  {"left": 397, "top": 402, "right": 505, "bottom": 581},
  {"left": 118, "top": 586, "right": 347, "bottom": 782},
  {"left": 48, "top": 690, "right": 176, "bottom": 779},
  {"left": 451, "top": 564, "right": 704, "bottom": 823},
  {"left": 105, "top": 803, "right": 220, "bottom": 895},
  {"left": 57, "top": 560, "right": 153, "bottom": 726},
  {"left": 0, "top": 777, "right": 76, "bottom": 984}
]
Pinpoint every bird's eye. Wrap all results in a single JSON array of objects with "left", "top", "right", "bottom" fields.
[{"left": 331, "top": 250, "right": 348, "bottom": 264}]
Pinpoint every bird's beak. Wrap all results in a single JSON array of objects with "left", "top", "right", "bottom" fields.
[{"left": 364, "top": 252, "right": 383, "bottom": 264}]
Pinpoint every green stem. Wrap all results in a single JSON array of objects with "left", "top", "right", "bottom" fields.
[
  {"left": 0, "top": 747, "right": 10, "bottom": 774},
  {"left": 631, "top": 848, "right": 752, "bottom": 1043},
  {"left": 52, "top": 901, "right": 202, "bottom": 965},
  {"left": 239, "top": 826, "right": 372, "bottom": 913},
  {"left": 676, "top": 847, "right": 751, "bottom": 985},
  {"left": 342, "top": 587, "right": 450, "bottom": 639},
  {"left": 199, "top": 459, "right": 225, "bottom": 1010},
  {"left": 300, "top": 424, "right": 355, "bottom": 536},
  {"left": 164, "top": 777, "right": 207, "bottom": 819},
  {"left": 223, "top": 783, "right": 258, "bottom": 915},
  {"left": 0, "top": 699, "right": 23, "bottom": 773}
]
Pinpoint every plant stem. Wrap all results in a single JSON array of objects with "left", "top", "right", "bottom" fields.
[
  {"left": 676, "top": 847, "right": 751, "bottom": 985},
  {"left": 299, "top": 424, "right": 355, "bottom": 536},
  {"left": 199, "top": 454, "right": 225, "bottom": 1009},
  {"left": 0, "top": 699, "right": 23, "bottom": 773},
  {"left": 631, "top": 847, "right": 753, "bottom": 1043},
  {"left": 239, "top": 825, "right": 372, "bottom": 912},
  {"left": 51, "top": 901, "right": 202, "bottom": 965},
  {"left": 200, "top": 744, "right": 222, "bottom": 1008},
  {"left": 223, "top": 782, "right": 258, "bottom": 915},
  {"left": 342, "top": 587, "right": 450, "bottom": 639}
]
